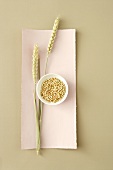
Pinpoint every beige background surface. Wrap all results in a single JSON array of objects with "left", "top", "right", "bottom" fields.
[{"left": 0, "top": 0, "right": 113, "bottom": 170}]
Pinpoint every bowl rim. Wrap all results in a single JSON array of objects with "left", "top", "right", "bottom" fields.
[{"left": 36, "top": 73, "right": 68, "bottom": 105}]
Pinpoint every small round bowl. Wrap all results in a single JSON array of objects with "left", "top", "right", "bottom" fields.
[{"left": 36, "top": 73, "right": 68, "bottom": 105}]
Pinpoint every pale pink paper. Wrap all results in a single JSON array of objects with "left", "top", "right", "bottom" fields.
[{"left": 21, "top": 29, "right": 77, "bottom": 149}]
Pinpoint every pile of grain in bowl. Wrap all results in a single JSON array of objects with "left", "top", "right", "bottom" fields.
[{"left": 40, "top": 77, "right": 66, "bottom": 103}]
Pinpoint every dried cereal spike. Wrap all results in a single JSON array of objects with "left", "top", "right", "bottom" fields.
[
  {"left": 47, "top": 17, "right": 60, "bottom": 55},
  {"left": 32, "top": 44, "right": 39, "bottom": 84}
]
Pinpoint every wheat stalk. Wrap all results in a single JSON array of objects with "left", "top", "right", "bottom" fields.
[
  {"left": 31, "top": 18, "right": 60, "bottom": 154},
  {"left": 45, "top": 17, "right": 60, "bottom": 74},
  {"left": 32, "top": 44, "right": 40, "bottom": 154}
]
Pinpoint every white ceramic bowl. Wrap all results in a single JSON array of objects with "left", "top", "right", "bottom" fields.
[{"left": 36, "top": 73, "right": 68, "bottom": 105}]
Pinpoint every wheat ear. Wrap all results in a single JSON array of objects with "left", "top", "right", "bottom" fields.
[
  {"left": 47, "top": 17, "right": 60, "bottom": 54},
  {"left": 45, "top": 17, "right": 60, "bottom": 74},
  {"left": 32, "top": 44, "right": 40, "bottom": 154},
  {"left": 32, "top": 45, "right": 39, "bottom": 84}
]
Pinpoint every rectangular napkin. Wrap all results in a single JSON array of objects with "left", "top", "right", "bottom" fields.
[{"left": 21, "top": 29, "right": 77, "bottom": 149}]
